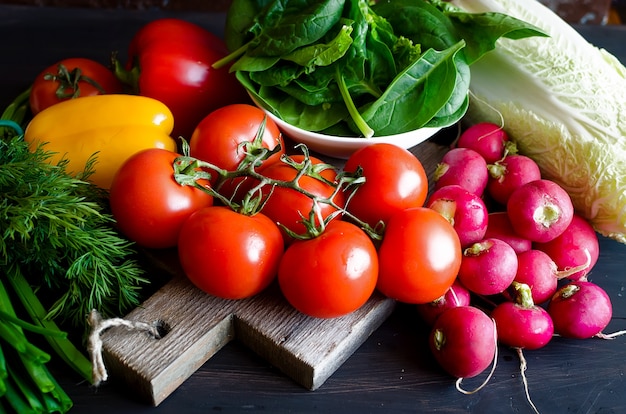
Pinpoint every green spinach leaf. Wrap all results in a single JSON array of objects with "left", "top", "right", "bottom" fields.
[
  {"left": 428, "top": 0, "right": 549, "bottom": 65},
  {"left": 224, "top": 0, "right": 275, "bottom": 51},
  {"left": 282, "top": 22, "right": 354, "bottom": 69},
  {"left": 373, "top": 0, "right": 458, "bottom": 52},
  {"left": 238, "top": 71, "right": 349, "bottom": 131},
  {"left": 358, "top": 40, "right": 465, "bottom": 135},
  {"left": 444, "top": 12, "right": 549, "bottom": 65},
  {"left": 425, "top": 53, "right": 470, "bottom": 127},
  {"left": 247, "top": 0, "right": 347, "bottom": 57}
]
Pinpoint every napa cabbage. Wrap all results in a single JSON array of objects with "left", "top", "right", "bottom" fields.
[{"left": 448, "top": 0, "right": 626, "bottom": 243}]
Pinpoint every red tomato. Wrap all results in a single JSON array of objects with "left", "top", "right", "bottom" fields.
[
  {"left": 258, "top": 155, "right": 345, "bottom": 243},
  {"left": 189, "top": 104, "right": 285, "bottom": 199},
  {"left": 377, "top": 207, "right": 462, "bottom": 304},
  {"left": 123, "top": 18, "right": 248, "bottom": 138},
  {"left": 109, "top": 148, "right": 214, "bottom": 249},
  {"left": 343, "top": 143, "right": 428, "bottom": 228},
  {"left": 29, "top": 57, "right": 123, "bottom": 114},
  {"left": 278, "top": 220, "right": 378, "bottom": 318},
  {"left": 177, "top": 206, "right": 284, "bottom": 299}
]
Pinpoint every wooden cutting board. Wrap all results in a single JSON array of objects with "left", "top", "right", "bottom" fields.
[{"left": 100, "top": 137, "right": 452, "bottom": 406}]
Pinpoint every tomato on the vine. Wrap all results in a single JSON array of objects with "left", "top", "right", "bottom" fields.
[
  {"left": 177, "top": 206, "right": 284, "bottom": 300},
  {"left": 109, "top": 148, "right": 214, "bottom": 249},
  {"left": 258, "top": 155, "right": 345, "bottom": 243},
  {"left": 377, "top": 207, "right": 462, "bottom": 304},
  {"left": 278, "top": 220, "right": 378, "bottom": 318},
  {"left": 343, "top": 143, "right": 428, "bottom": 228},
  {"left": 29, "top": 57, "right": 123, "bottom": 114},
  {"left": 189, "top": 103, "right": 285, "bottom": 199}
]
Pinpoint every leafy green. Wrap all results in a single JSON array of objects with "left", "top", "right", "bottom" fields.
[
  {"left": 221, "top": 0, "right": 547, "bottom": 138},
  {"left": 282, "top": 21, "right": 354, "bottom": 69},
  {"left": 427, "top": 0, "right": 549, "bottom": 64},
  {"left": 357, "top": 40, "right": 465, "bottom": 135},
  {"left": 223, "top": 0, "right": 347, "bottom": 60}
]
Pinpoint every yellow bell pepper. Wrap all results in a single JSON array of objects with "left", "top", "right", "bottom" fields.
[{"left": 24, "top": 94, "right": 177, "bottom": 189}]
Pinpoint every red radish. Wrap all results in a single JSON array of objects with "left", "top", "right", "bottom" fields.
[
  {"left": 506, "top": 179, "right": 574, "bottom": 243},
  {"left": 427, "top": 185, "right": 488, "bottom": 247},
  {"left": 511, "top": 249, "right": 558, "bottom": 305},
  {"left": 429, "top": 306, "right": 497, "bottom": 378},
  {"left": 548, "top": 281, "right": 612, "bottom": 339},
  {"left": 416, "top": 280, "right": 472, "bottom": 326},
  {"left": 458, "top": 238, "right": 518, "bottom": 296},
  {"left": 433, "top": 148, "right": 488, "bottom": 196},
  {"left": 492, "top": 282, "right": 554, "bottom": 350},
  {"left": 534, "top": 214, "right": 599, "bottom": 281},
  {"left": 484, "top": 211, "right": 532, "bottom": 254},
  {"left": 487, "top": 154, "right": 542, "bottom": 205},
  {"left": 456, "top": 122, "right": 510, "bottom": 163}
]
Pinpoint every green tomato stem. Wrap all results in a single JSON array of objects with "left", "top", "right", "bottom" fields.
[{"left": 173, "top": 142, "right": 382, "bottom": 241}]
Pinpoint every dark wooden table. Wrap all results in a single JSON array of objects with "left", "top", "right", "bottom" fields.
[{"left": 2, "top": 5, "right": 626, "bottom": 413}]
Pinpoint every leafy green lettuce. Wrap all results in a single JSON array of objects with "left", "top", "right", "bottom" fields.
[{"left": 220, "top": 0, "right": 546, "bottom": 137}]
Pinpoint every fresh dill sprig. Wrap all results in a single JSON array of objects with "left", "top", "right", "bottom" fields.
[{"left": 0, "top": 135, "right": 149, "bottom": 328}]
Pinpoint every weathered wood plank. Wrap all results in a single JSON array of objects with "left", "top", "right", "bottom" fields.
[{"left": 101, "top": 270, "right": 395, "bottom": 405}]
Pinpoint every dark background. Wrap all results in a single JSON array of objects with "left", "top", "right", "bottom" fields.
[{"left": 1, "top": 0, "right": 625, "bottom": 24}]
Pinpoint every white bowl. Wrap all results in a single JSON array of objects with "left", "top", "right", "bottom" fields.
[{"left": 255, "top": 105, "right": 442, "bottom": 159}]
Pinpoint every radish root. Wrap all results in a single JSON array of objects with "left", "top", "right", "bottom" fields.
[
  {"left": 555, "top": 248, "right": 592, "bottom": 280},
  {"left": 468, "top": 90, "right": 505, "bottom": 133},
  {"left": 595, "top": 330, "right": 626, "bottom": 340},
  {"left": 516, "top": 347, "right": 540, "bottom": 414}
]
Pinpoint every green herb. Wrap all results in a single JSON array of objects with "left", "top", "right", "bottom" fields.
[
  {"left": 218, "top": 0, "right": 547, "bottom": 137},
  {"left": 0, "top": 135, "right": 148, "bottom": 327}
]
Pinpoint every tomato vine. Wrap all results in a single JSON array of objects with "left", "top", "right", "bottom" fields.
[{"left": 174, "top": 130, "right": 380, "bottom": 241}]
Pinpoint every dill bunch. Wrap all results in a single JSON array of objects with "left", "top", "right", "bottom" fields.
[{"left": 0, "top": 135, "right": 148, "bottom": 328}]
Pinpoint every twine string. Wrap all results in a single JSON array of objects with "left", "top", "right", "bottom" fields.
[{"left": 87, "top": 309, "right": 161, "bottom": 386}]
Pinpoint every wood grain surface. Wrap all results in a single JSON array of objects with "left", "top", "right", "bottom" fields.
[{"left": 101, "top": 258, "right": 396, "bottom": 405}]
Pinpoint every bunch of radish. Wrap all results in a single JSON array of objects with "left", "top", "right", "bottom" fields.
[{"left": 419, "top": 122, "right": 615, "bottom": 397}]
